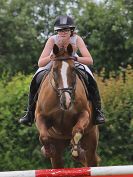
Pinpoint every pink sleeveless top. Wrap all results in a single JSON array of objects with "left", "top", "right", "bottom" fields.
[{"left": 51, "top": 34, "right": 78, "bottom": 56}]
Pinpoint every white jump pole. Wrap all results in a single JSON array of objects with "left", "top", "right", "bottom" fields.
[{"left": 0, "top": 165, "right": 133, "bottom": 177}]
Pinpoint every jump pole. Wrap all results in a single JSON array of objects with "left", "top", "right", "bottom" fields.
[{"left": 0, "top": 165, "right": 133, "bottom": 177}]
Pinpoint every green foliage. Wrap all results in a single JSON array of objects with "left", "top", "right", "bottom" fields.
[
  {"left": 1, "top": 0, "right": 133, "bottom": 77},
  {"left": 72, "top": 0, "right": 133, "bottom": 75},
  {"left": 97, "top": 65, "right": 133, "bottom": 165},
  {"left": 0, "top": 69, "right": 132, "bottom": 170},
  {"left": 0, "top": 0, "right": 41, "bottom": 75},
  {"left": 0, "top": 0, "right": 75, "bottom": 76},
  {"left": 0, "top": 73, "right": 51, "bottom": 170}
]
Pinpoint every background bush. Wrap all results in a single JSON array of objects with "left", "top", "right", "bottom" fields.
[{"left": 97, "top": 66, "right": 133, "bottom": 165}]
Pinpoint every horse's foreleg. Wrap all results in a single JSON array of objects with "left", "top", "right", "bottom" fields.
[
  {"left": 71, "top": 111, "right": 90, "bottom": 161},
  {"left": 35, "top": 112, "right": 48, "bottom": 144},
  {"left": 72, "top": 110, "right": 90, "bottom": 139},
  {"left": 50, "top": 139, "right": 69, "bottom": 168},
  {"left": 35, "top": 112, "right": 56, "bottom": 158},
  {"left": 87, "top": 127, "right": 100, "bottom": 167},
  {"left": 80, "top": 130, "right": 100, "bottom": 167}
]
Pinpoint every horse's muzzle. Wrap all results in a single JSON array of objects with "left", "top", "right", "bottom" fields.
[{"left": 60, "top": 91, "right": 73, "bottom": 111}]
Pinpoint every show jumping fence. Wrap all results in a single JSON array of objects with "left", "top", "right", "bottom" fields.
[{"left": 0, "top": 165, "right": 133, "bottom": 177}]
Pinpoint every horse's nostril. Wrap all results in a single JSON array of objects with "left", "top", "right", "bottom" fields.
[
  {"left": 60, "top": 92, "right": 72, "bottom": 110},
  {"left": 60, "top": 99, "right": 67, "bottom": 110}
]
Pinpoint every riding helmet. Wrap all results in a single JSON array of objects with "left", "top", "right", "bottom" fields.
[{"left": 54, "top": 15, "right": 75, "bottom": 31}]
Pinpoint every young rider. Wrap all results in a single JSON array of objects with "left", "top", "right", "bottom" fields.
[{"left": 19, "top": 15, "right": 105, "bottom": 126}]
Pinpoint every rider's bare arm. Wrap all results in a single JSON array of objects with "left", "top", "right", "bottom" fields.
[
  {"left": 38, "top": 35, "right": 93, "bottom": 67},
  {"left": 76, "top": 36, "right": 93, "bottom": 65},
  {"left": 38, "top": 37, "right": 54, "bottom": 67}
]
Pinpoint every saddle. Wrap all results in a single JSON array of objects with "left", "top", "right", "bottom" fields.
[{"left": 75, "top": 67, "right": 91, "bottom": 100}]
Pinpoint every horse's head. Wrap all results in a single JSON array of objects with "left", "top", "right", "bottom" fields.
[{"left": 51, "top": 44, "right": 76, "bottom": 111}]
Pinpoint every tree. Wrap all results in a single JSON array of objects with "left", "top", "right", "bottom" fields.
[
  {"left": 72, "top": 0, "right": 133, "bottom": 76},
  {"left": 0, "top": 0, "right": 40, "bottom": 75},
  {"left": 0, "top": 0, "right": 133, "bottom": 76},
  {"left": 0, "top": 0, "right": 73, "bottom": 76}
]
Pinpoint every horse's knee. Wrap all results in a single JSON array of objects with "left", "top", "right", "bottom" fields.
[
  {"left": 39, "top": 134, "right": 49, "bottom": 144},
  {"left": 72, "top": 111, "right": 90, "bottom": 136},
  {"left": 72, "top": 126, "right": 84, "bottom": 137}
]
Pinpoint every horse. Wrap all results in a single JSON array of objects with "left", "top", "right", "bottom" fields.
[{"left": 35, "top": 44, "right": 99, "bottom": 168}]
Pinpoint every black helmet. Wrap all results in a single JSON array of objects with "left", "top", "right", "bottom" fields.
[{"left": 54, "top": 15, "right": 75, "bottom": 31}]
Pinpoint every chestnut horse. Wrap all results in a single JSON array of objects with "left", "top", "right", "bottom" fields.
[{"left": 35, "top": 44, "right": 99, "bottom": 168}]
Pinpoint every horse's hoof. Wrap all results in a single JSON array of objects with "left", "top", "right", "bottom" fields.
[
  {"left": 41, "top": 146, "right": 46, "bottom": 157},
  {"left": 78, "top": 148, "right": 86, "bottom": 162},
  {"left": 41, "top": 145, "right": 56, "bottom": 158},
  {"left": 71, "top": 147, "right": 86, "bottom": 162}
]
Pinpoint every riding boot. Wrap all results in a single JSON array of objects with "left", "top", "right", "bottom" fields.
[
  {"left": 19, "top": 93, "right": 36, "bottom": 126},
  {"left": 74, "top": 64, "right": 105, "bottom": 125},
  {"left": 88, "top": 79, "right": 105, "bottom": 125},
  {"left": 19, "top": 69, "right": 49, "bottom": 126},
  {"left": 19, "top": 73, "right": 39, "bottom": 126}
]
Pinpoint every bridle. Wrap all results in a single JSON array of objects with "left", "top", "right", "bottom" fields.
[{"left": 49, "top": 56, "right": 77, "bottom": 101}]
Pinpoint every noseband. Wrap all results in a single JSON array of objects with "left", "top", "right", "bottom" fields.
[{"left": 57, "top": 87, "right": 75, "bottom": 99}]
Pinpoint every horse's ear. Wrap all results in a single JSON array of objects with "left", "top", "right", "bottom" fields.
[
  {"left": 53, "top": 44, "right": 59, "bottom": 55},
  {"left": 67, "top": 44, "right": 73, "bottom": 56}
]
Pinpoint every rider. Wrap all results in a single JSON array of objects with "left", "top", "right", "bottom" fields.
[{"left": 19, "top": 15, "right": 105, "bottom": 126}]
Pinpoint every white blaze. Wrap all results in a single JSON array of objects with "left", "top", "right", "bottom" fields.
[
  {"left": 61, "top": 62, "right": 69, "bottom": 88},
  {"left": 61, "top": 62, "right": 71, "bottom": 108}
]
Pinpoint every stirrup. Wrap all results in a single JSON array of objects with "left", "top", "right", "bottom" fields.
[
  {"left": 94, "top": 109, "right": 105, "bottom": 125},
  {"left": 19, "top": 112, "right": 33, "bottom": 127},
  {"left": 94, "top": 117, "right": 105, "bottom": 125}
]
